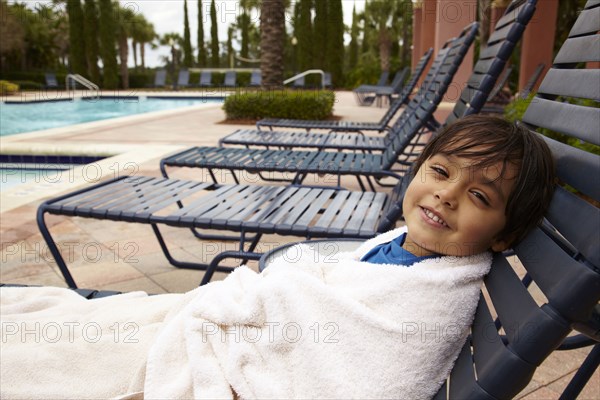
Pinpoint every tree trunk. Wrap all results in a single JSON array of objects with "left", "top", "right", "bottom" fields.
[
  {"left": 119, "top": 35, "right": 129, "bottom": 89},
  {"left": 132, "top": 40, "right": 138, "bottom": 72},
  {"left": 379, "top": 36, "right": 392, "bottom": 72},
  {"left": 260, "top": 0, "right": 285, "bottom": 89},
  {"left": 140, "top": 42, "right": 146, "bottom": 71}
]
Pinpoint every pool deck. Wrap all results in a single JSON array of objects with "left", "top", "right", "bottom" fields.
[{"left": 0, "top": 90, "right": 597, "bottom": 399}]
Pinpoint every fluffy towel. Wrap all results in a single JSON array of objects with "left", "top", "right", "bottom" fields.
[
  {"left": 0, "top": 227, "right": 491, "bottom": 399},
  {"left": 144, "top": 227, "right": 491, "bottom": 399},
  {"left": 0, "top": 287, "right": 184, "bottom": 399}
]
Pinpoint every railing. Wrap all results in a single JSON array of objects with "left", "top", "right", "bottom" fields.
[
  {"left": 284, "top": 69, "right": 325, "bottom": 89},
  {"left": 65, "top": 74, "right": 100, "bottom": 98}
]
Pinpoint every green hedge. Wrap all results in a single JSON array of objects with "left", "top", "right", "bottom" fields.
[
  {"left": 223, "top": 90, "right": 335, "bottom": 120},
  {"left": 0, "top": 80, "right": 20, "bottom": 95}
]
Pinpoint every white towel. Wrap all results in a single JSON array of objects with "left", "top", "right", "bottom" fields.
[{"left": 144, "top": 227, "right": 491, "bottom": 399}]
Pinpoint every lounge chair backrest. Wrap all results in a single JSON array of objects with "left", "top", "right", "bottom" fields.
[
  {"left": 380, "top": 23, "right": 479, "bottom": 171},
  {"left": 224, "top": 71, "right": 236, "bottom": 87},
  {"left": 293, "top": 75, "right": 305, "bottom": 88},
  {"left": 250, "top": 70, "right": 261, "bottom": 86},
  {"left": 376, "top": 48, "right": 434, "bottom": 130},
  {"left": 199, "top": 71, "right": 212, "bottom": 86},
  {"left": 177, "top": 69, "right": 190, "bottom": 86},
  {"left": 389, "top": 67, "right": 410, "bottom": 92},
  {"left": 154, "top": 69, "right": 167, "bottom": 86},
  {"left": 322, "top": 72, "right": 332, "bottom": 88},
  {"left": 446, "top": 0, "right": 537, "bottom": 123},
  {"left": 519, "top": 62, "right": 545, "bottom": 98},
  {"left": 376, "top": 71, "right": 390, "bottom": 86},
  {"left": 485, "top": 65, "right": 513, "bottom": 101},
  {"left": 45, "top": 73, "right": 59, "bottom": 88},
  {"left": 435, "top": 2, "right": 600, "bottom": 397}
]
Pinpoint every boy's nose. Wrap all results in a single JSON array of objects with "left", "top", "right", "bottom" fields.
[{"left": 434, "top": 188, "right": 457, "bottom": 209}]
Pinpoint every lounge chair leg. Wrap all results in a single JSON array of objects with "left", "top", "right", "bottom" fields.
[
  {"left": 559, "top": 344, "right": 600, "bottom": 400},
  {"left": 36, "top": 206, "right": 78, "bottom": 288},
  {"left": 200, "top": 251, "right": 262, "bottom": 286},
  {"left": 150, "top": 224, "right": 235, "bottom": 273},
  {"left": 355, "top": 176, "right": 366, "bottom": 192}
]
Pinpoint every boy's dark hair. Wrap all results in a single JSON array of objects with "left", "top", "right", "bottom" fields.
[{"left": 411, "top": 114, "right": 556, "bottom": 248}]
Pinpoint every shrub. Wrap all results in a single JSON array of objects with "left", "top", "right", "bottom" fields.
[
  {"left": 223, "top": 90, "right": 335, "bottom": 120},
  {"left": 0, "top": 80, "right": 19, "bottom": 95}
]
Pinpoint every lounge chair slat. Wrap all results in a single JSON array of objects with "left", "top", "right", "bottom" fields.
[
  {"left": 554, "top": 36, "right": 600, "bottom": 64},
  {"left": 537, "top": 69, "right": 600, "bottom": 101},
  {"left": 48, "top": 177, "right": 152, "bottom": 214},
  {"left": 523, "top": 99, "right": 600, "bottom": 145},
  {"left": 291, "top": 189, "right": 338, "bottom": 233},
  {"left": 255, "top": 187, "right": 315, "bottom": 231},
  {"left": 124, "top": 181, "right": 212, "bottom": 220},
  {"left": 568, "top": 6, "right": 600, "bottom": 37},
  {"left": 359, "top": 192, "right": 389, "bottom": 235},
  {"left": 342, "top": 191, "right": 376, "bottom": 235},
  {"left": 545, "top": 186, "right": 600, "bottom": 267},
  {"left": 79, "top": 178, "right": 175, "bottom": 218},
  {"left": 167, "top": 184, "right": 243, "bottom": 222},
  {"left": 273, "top": 188, "right": 327, "bottom": 233},
  {"left": 203, "top": 186, "right": 286, "bottom": 228},
  {"left": 329, "top": 192, "right": 363, "bottom": 234}
]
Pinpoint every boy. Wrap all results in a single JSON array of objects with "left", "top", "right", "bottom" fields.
[{"left": 360, "top": 114, "right": 555, "bottom": 265}]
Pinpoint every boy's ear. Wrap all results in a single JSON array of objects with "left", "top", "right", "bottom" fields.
[{"left": 491, "top": 235, "right": 515, "bottom": 253}]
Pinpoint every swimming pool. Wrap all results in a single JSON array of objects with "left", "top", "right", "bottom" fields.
[{"left": 1, "top": 96, "right": 222, "bottom": 136}]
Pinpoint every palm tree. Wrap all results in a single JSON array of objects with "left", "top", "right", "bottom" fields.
[
  {"left": 260, "top": 0, "right": 285, "bottom": 88},
  {"left": 115, "top": 4, "right": 136, "bottom": 89},
  {"left": 364, "top": 0, "right": 398, "bottom": 73},
  {"left": 131, "top": 14, "right": 156, "bottom": 72}
]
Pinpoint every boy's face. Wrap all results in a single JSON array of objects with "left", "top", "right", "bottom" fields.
[{"left": 402, "top": 153, "right": 518, "bottom": 257}]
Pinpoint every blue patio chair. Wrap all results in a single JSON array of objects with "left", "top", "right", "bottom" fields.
[
  {"left": 176, "top": 69, "right": 190, "bottom": 89},
  {"left": 322, "top": 72, "right": 332, "bottom": 89},
  {"left": 354, "top": 67, "right": 410, "bottom": 106},
  {"left": 249, "top": 70, "right": 261, "bottom": 87},
  {"left": 221, "top": 0, "right": 536, "bottom": 152},
  {"left": 197, "top": 70, "right": 212, "bottom": 87},
  {"left": 146, "top": 69, "right": 167, "bottom": 89},
  {"left": 353, "top": 71, "right": 390, "bottom": 105},
  {"left": 223, "top": 71, "right": 237, "bottom": 88},
  {"left": 292, "top": 75, "right": 305, "bottom": 89},
  {"left": 44, "top": 72, "right": 63, "bottom": 90}
]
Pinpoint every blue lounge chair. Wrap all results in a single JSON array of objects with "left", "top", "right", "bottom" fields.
[
  {"left": 197, "top": 71, "right": 212, "bottom": 87},
  {"left": 353, "top": 71, "right": 390, "bottom": 105},
  {"left": 176, "top": 69, "right": 190, "bottom": 89},
  {"left": 249, "top": 70, "right": 261, "bottom": 87},
  {"left": 292, "top": 75, "right": 305, "bottom": 89},
  {"left": 355, "top": 67, "right": 410, "bottom": 107},
  {"left": 161, "top": 24, "right": 478, "bottom": 190},
  {"left": 44, "top": 72, "right": 63, "bottom": 90},
  {"left": 220, "top": 0, "right": 536, "bottom": 152},
  {"left": 146, "top": 69, "right": 167, "bottom": 89},
  {"left": 322, "top": 72, "right": 332, "bottom": 89},
  {"left": 223, "top": 71, "right": 237, "bottom": 88}
]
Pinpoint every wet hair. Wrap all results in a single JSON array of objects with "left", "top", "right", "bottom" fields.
[{"left": 411, "top": 114, "right": 556, "bottom": 248}]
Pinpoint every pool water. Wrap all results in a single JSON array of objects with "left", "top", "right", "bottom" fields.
[
  {"left": 1, "top": 97, "right": 220, "bottom": 136},
  {"left": 1, "top": 167, "right": 69, "bottom": 190}
]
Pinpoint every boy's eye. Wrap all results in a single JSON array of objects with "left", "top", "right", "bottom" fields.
[
  {"left": 431, "top": 165, "right": 448, "bottom": 178},
  {"left": 471, "top": 190, "right": 490, "bottom": 206}
]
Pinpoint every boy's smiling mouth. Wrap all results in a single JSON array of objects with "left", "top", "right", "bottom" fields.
[{"left": 420, "top": 206, "right": 449, "bottom": 228}]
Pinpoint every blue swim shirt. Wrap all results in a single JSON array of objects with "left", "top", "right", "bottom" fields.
[{"left": 360, "top": 233, "right": 438, "bottom": 266}]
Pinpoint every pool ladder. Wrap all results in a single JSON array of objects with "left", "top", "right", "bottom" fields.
[{"left": 65, "top": 74, "right": 100, "bottom": 99}]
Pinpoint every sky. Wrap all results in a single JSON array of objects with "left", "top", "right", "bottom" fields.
[{"left": 133, "top": 0, "right": 367, "bottom": 68}]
